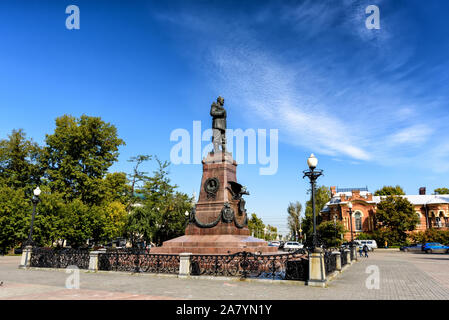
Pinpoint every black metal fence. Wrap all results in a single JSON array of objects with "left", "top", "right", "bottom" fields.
[
  {"left": 324, "top": 251, "right": 337, "bottom": 275},
  {"left": 98, "top": 252, "right": 180, "bottom": 274},
  {"left": 190, "top": 250, "right": 309, "bottom": 281},
  {"left": 30, "top": 247, "right": 90, "bottom": 269}
]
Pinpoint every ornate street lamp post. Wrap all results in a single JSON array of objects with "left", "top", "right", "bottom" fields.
[
  {"left": 26, "top": 186, "right": 41, "bottom": 246},
  {"left": 348, "top": 201, "right": 354, "bottom": 244},
  {"left": 333, "top": 215, "right": 337, "bottom": 244},
  {"left": 303, "top": 154, "right": 323, "bottom": 252}
]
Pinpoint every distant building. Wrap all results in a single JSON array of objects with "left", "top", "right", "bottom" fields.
[{"left": 321, "top": 186, "right": 449, "bottom": 241}]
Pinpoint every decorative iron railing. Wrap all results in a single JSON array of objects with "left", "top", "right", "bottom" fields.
[
  {"left": 98, "top": 252, "right": 180, "bottom": 274},
  {"left": 341, "top": 250, "right": 348, "bottom": 266},
  {"left": 30, "top": 247, "right": 90, "bottom": 269},
  {"left": 324, "top": 251, "right": 337, "bottom": 275},
  {"left": 190, "top": 249, "right": 309, "bottom": 281}
]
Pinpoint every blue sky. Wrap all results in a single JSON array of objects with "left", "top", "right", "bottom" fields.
[{"left": 1, "top": 0, "right": 449, "bottom": 235}]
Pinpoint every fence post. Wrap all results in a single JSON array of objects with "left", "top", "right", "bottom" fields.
[
  {"left": 179, "top": 252, "right": 192, "bottom": 278},
  {"left": 352, "top": 246, "right": 358, "bottom": 261},
  {"left": 88, "top": 251, "right": 101, "bottom": 271},
  {"left": 18, "top": 245, "right": 33, "bottom": 269},
  {"left": 345, "top": 249, "right": 351, "bottom": 265},
  {"left": 333, "top": 251, "right": 341, "bottom": 272},
  {"left": 307, "top": 251, "right": 326, "bottom": 287}
]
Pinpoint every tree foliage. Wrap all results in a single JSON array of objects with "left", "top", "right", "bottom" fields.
[
  {"left": 375, "top": 195, "right": 419, "bottom": 244},
  {"left": 287, "top": 201, "right": 302, "bottom": 240},
  {"left": 0, "top": 129, "right": 42, "bottom": 190},
  {"left": 248, "top": 213, "right": 265, "bottom": 238},
  {"left": 125, "top": 158, "right": 192, "bottom": 246},
  {"left": 434, "top": 187, "right": 449, "bottom": 195},
  {"left": 41, "top": 114, "right": 125, "bottom": 205},
  {"left": 409, "top": 229, "right": 449, "bottom": 245},
  {"left": 302, "top": 185, "right": 331, "bottom": 245},
  {"left": 317, "top": 220, "right": 346, "bottom": 248},
  {"left": 374, "top": 185, "right": 405, "bottom": 196}
]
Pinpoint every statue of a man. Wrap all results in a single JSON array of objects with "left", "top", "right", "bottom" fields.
[{"left": 210, "top": 96, "right": 227, "bottom": 153}]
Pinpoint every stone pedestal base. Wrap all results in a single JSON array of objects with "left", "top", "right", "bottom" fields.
[
  {"left": 18, "top": 246, "right": 32, "bottom": 269},
  {"left": 150, "top": 234, "right": 278, "bottom": 254},
  {"left": 307, "top": 252, "right": 326, "bottom": 287}
]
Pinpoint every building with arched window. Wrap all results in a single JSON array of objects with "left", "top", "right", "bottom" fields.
[{"left": 321, "top": 187, "right": 449, "bottom": 241}]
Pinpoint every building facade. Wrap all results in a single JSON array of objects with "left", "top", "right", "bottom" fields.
[{"left": 320, "top": 187, "right": 449, "bottom": 241}]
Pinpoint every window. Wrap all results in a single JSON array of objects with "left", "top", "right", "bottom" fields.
[
  {"left": 354, "top": 212, "right": 362, "bottom": 231},
  {"left": 416, "top": 212, "right": 421, "bottom": 226}
]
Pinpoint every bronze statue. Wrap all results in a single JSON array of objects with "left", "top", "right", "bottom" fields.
[{"left": 210, "top": 96, "right": 227, "bottom": 153}]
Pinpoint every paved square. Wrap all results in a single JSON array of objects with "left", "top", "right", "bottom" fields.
[{"left": 1, "top": 250, "right": 448, "bottom": 300}]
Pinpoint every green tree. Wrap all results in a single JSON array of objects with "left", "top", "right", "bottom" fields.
[
  {"left": 41, "top": 115, "right": 125, "bottom": 205},
  {"left": 409, "top": 229, "right": 449, "bottom": 245},
  {"left": 101, "top": 172, "right": 130, "bottom": 205},
  {"left": 126, "top": 155, "right": 152, "bottom": 213},
  {"left": 125, "top": 158, "right": 191, "bottom": 246},
  {"left": 302, "top": 185, "right": 331, "bottom": 245},
  {"left": 248, "top": 213, "right": 265, "bottom": 238},
  {"left": 375, "top": 195, "right": 419, "bottom": 245},
  {"left": 434, "top": 188, "right": 449, "bottom": 195},
  {"left": 265, "top": 224, "right": 278, "bottom": 241},
  {"left": 0, "top": 185, "right": 31, "bottom": 252},
  {"left": 374, "top": 185, "right": 405, "bottom": 196},
  {"left": 0, "top": 129, "right": 42, "bottom": 189},
  {"left": 287, "top": 202, "right": 302, "bottom": 240},
  {"left": 317, "top": 220, "right": 346, "bottom": 248}
]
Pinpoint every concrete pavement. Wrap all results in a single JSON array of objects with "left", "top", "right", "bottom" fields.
[{"left": 1, "top": 250, "right": 448, "bottom": 300}]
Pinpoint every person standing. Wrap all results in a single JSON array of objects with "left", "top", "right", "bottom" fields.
[
  {"left": 363, "top": 244, "right": 369, "bottom": 257},
  {"left": 359, "top": 245, "right": 363, "bottom": 257},
  {"left": 384, "top": 240, "right": 388, "bottom": 249}
]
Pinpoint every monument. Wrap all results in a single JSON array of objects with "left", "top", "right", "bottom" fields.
[{"left": 151, "top": 97, "right": 277, "bottom": 254}]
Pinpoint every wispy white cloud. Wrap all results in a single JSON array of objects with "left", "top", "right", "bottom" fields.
[
  {"left": 389, "top": 125, "right": 434, "bottom": 145},
  {"left": 154, "top": 1, "right": 449, "bottom": 172}
]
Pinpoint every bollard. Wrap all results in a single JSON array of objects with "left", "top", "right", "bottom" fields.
[
  {"left": 345, "top": 249, "right": 351, "bottom": 265},
  {"left": 307, "top": 251, "right": 326, "bottom": 287},
  {"left": 333, "top": 251, "right": 342, "bottom": 271},
  {"left": 19, "top": 245, "right": 33, "bottom": 269},
  {"left": 352, "top": 246, "right": 358, "bottom": 261},
  {"left": 88, "top": 251, "right": 101, "bottom": 271},
  {"left": 179, "top": 253, "right": 192, "bottom": 278}
]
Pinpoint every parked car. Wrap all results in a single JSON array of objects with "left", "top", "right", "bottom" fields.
[
  {"left": 358, "top": 240, "right": 377, "bottom": 251},
  {"left": 283, "top": 241, "right": 304, "bottom": 252},
  {"left": 400, "top": 244, "right": 424, "bottom": 252},
  {"left": 422, "top": 243, "right": 449, "bottom": 254},
  {"left": 268, "top": 241, "right": 280, "bottom": 247}
]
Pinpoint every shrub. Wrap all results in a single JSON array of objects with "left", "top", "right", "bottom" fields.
[{"left": 409, "top": 229, "right": 449, "bottom": 245}]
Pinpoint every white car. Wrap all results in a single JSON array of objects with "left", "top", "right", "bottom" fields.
[
  {"left": 269, "top": 241, "right": 280, "bottom": 247},
  {"left": 283, "top": 241, "right": 304, "bottom": 252},
  {"left": 354, "top": 240, "right": 377, "bottom": 251}
]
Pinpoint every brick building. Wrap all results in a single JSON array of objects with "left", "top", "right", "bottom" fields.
[{"left": 320, "top": 187, "right": 449, "bottom": 241}]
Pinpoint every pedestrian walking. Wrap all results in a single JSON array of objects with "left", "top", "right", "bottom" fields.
[
  {"left": 363, "top": 244, "right": 369, "bottom": 257},
  {"left": 359, "top": 246, "right": 363, "bottom": 257},
  {"left": 384, "top": 240, "right": 388, "bottom": 249}
]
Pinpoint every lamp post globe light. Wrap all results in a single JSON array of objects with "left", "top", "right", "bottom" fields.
[
  {"left": 303, "top": 154, "right": 323, "bottom": 253},
  {"left": 26, "top": 186, "right": 41, "bottom": 246}
]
